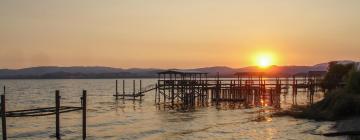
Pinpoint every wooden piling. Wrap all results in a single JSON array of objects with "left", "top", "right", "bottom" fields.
[
  {"left": 140, "top": 80, "right": 142, "bottom": 100},
  {"left": 116, "top": 80, "right": 118, "bottom": 99},
  {"left": 171, "top": 80, "right": 174, "bottom": 106},
  {"left": 82, "top": 90, "right": 87, "bottom": 140},
  {"left": 216, "top": 72, "right": 220, "bottom": 105},
  {"left": 1, "top": 95, "right": 7, "bottom": 140},
  {"left": 133, "top": 80, "right": 135, "bottom": 100},
  {"left": 123, "top": 80, "right": 125, "bottom": 100},
  {"left": 55, "top": 90, "right": 60, "bottom": 139},
  {"left": 155, "top": 84, "right": 157, "bottom": 104}
]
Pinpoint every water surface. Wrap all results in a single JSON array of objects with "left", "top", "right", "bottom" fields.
[{"left": 0, "top": 79, "right": 343, "bottom": 140}]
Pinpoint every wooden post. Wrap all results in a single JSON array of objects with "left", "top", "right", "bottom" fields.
[
  {"left": 1, "top": 95, "right": 7, "bottom": 140},
  {"left": 155, "top": 84, "right": 157, "bottom": 104},
  {"left": 140, "top": 80, "right": 142, "bottom": 100},
  {"left": 270, "top": 89, "right": 273, "bottom": 105},
  {"left": 3, "top": 86, "right": 5, "bottom": 95},
  {"left": 133, "top": 80, "right": 135, "bottom": 100},
  {"left": 163, "top": 74, "right": 166, "bottom": 104},
  {"left": 55, "top": 90, "right": 60, "bottom": 139},
  {"left": 171, "top": 81, "right": 174, "bottom": 106},
  {"left": 82, "top": 90, "right": 87, "bottom": 140},
  {"left": 123, "top": 80, "right": 125, "bottom": 100},
  {"left": 116, "top": 80, "right": 118, "bottom": 99},
  {"left": 216, "top": 72, "right": 220, "bottom": 105}
]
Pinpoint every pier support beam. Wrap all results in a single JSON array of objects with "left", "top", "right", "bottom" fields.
[
  {"left": 1, "top": 95, "right": 7, "bottom": 140},
  {"left": 140, "top": 80, "right": 142, "bottom": 100},
  {"left": 133, "top": 80, "right": 136, "bottom": 100},
  {"left": 123, "top": 80, "right": 125, "bottom": 100},
  {"left": 82, "top": 90, "right": 87, "bottom": 140},
  {"left": 55, "top": 90, "right": 61, "bottom": 139},
  {"left": 116, "top": 80, "right": 118, "bottom": 99}
]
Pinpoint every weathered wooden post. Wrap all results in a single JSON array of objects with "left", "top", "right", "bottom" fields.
[
  {"left": 133, "top": 80, "right": 136, "bottom": 100},
  {"left": 122, "top": 80, "right": 125, "bottom": 100},
  {"left": 270, "top": 89, "right": 273, "bottom": 106},
  {"left": 292, "top": 76, "right": 295, "bottom": 104},
  {"left": 155, "top": 84, "right": 158, "bottom": 104},
  {"left": 1, "top": 95, "right": 7, "bottom": 140},
  {"left": 116, "top": 80, "right": 118, "bottom": 99},
  {"left": 216, "top": 72, "right": 220, "bottom": 105},
  {"left": 82, "top": 90, "right": 87, "bottom": 140},
  {"left": 55, "top": 90, "right": 60, "bottom": 139},
  {"left": 171, "top": 79, "right": 174, "bottom": 106},
  {"left": 139, "top": 80, "right": 142, "bottom": 100},
  {"left": 3, "top": 86, "right": 5, "bottom": 95}
]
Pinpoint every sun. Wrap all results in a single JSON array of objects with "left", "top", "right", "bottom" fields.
[
  {"left": 259, "top": 56, "right": 271, "bottom": 67},
  {"left": 255, "top": 53, "right": 274, "bottom": 68}
]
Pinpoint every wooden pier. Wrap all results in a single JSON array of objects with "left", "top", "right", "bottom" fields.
[
  {"left": 111, "top": 70, "right": 325, "bottom": 109},
  {"left": 154, "top": 70, "right": 326, "bottom": 109}
]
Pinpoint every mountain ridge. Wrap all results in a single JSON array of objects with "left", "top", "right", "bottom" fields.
[{"left": 0, "top": 60, "right": 357, "bottom": 79}]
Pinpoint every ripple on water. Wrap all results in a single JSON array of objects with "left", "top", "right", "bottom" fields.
[{"left": 0, "top": 79, "right": 340, "bottom": 140}]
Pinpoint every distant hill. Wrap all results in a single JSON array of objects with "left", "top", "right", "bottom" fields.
[
  {"left": 0, "top": 60, "right": 357, "bottom": 79},
  {"left": 0, "top": 66, "right": 162, "bottom": 79}
]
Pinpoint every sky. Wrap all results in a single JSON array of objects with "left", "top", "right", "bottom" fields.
[{"left": 1, "top": 0, "right": 360, "bottom": 69}]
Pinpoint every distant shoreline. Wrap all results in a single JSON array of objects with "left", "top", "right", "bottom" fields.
[{"left": 0, "top": 77, "right": 158, "bottom": 80}]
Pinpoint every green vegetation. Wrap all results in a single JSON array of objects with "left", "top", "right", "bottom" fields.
[
  {"left": 277, "top": 62, "right": 360, "bottom": 121},
  {"left": 345, "top": 69, "right": 360, "bottom": 94},
  {"left": 321, "top": 61, "right": 355, "bottom": 92},
  {"left": 303, "top": 62, "right": 360, "bottom": 120}
]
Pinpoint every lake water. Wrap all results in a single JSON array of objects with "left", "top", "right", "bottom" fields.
[{"left": 0, "top": 79, "right": 345, "bottom": 140}]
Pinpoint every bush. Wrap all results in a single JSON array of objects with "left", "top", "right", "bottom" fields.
[
  {"left": 321, "top": 62, "right": 355, "bottom": 91},
  {"left": 278, "top": 62, "right": 360, "bottom": 121},
  {"left": 345, "top": 70, "right": 360, "bottom": 94}
]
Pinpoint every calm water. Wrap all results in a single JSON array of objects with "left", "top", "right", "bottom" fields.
[{"left": 0, "top": 79, "right": 344, "bottom": 140}]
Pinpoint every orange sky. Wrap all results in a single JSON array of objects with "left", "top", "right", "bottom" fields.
[{"left": 1, "top": 0, "right": 360, "bottom": 69}]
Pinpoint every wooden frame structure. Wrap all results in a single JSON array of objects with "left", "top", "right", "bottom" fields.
[
  {"left": 156, "top": 70, "right": 208, "bottom": 109},
  {"left": 0, "top": 88, "right": 87, "bottom": 140},
  {"left": 154, "top": 70, "right": 327, "bottom": 109}
]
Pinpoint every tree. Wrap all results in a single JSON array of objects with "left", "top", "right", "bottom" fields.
[
  {"left": 345, "top": 68, "right": 360, "bottom": 94},
  {"left": 321, "top": 61, "right": 355, "bottom": 91}
]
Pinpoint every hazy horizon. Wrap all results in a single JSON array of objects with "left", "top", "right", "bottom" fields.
[
  {"left": 1, "top": 0, "right": 360, "bottom": 69},
  {"left": 0, "top": 59, "right": 353, "bottom": 70}
]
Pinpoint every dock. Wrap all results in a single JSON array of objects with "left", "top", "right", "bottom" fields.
[
  {"left": 153, "top": 70, "right": 326, "bottom": 109},
  {"left": 111, "top": 70, "right": 325, "bottom": 108}
]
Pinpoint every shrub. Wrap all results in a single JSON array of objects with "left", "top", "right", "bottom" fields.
[
  {"left": 345, "top": 69, "right": 360, "bottom": 94},
  {"left": 321, "top": 62, "right": 355, "bottom": 91}
]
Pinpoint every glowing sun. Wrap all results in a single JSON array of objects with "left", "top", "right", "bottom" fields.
[{"left": 255, "top": 53, "right": 274, "bottom": 68}]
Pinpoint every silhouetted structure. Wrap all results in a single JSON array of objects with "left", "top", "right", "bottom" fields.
[
  {"left": 153, "top": 70, "right": 326, "bottom": 109},
  {"left": 156, "top": 70, "right": 208, "bottom": 109},
  {"left": 0, "top": 89, "right": 87, "bottom": 140},
  {"left": 113, "top": 80, "right": 157, "bottom": 101}
]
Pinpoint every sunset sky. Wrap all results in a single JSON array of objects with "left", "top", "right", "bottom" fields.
[{"left": 1, "top": 0, "right": 360, "bottom": 69}]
